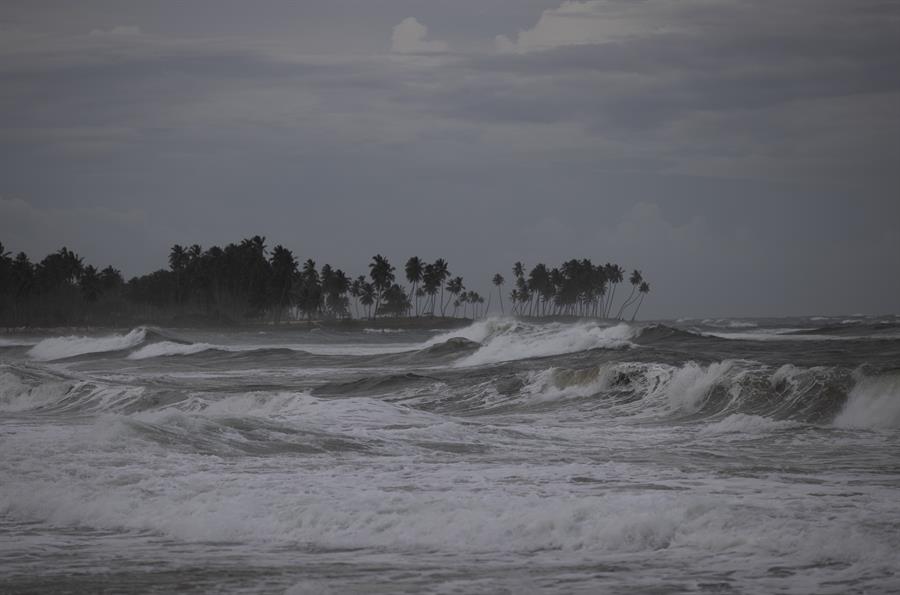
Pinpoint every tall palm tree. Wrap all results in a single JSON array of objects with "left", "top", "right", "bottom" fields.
[
  {"left": 631, "top": 281, "right": 650, "bottom": 321},
  {"left": 360, "top": 282, "right": 376, "bottom": 320},
  {"left": 446, "top": 276, "right": 464, "bottom": 316},
  {"left": 368, "top": 254, "right": 395, "bottom": 318},
  {"left": 492, "top": 273, "right": 505, "bottom": 314},
  {"left": 269, "top": 245, "right": 297, "bottom": 323},
  {"left": 432, "top": 258, "right": 451, "bottom": 316},
  {"left": 616, "top": 269, "right": 643, "bottom": 320},
  {"left": 604, "top": 264, "right": 624, "bottom": 318},
  {"left": 421, "top": 263, "right": 439, "bottom": 316},
  {"left": 405, "top": 256, "right": 424, "bottom": 316},
  {"left": 350, "top": 275, "right": 366, "bottom": 319}
]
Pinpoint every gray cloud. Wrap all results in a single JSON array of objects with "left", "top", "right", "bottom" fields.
[{"left": 1, "top": 0, "right": 898, "bottom": 317}]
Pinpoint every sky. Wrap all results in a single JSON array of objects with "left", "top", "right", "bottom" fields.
[{"left": 1, "top": 0, "right": 899, "bottom": 319}]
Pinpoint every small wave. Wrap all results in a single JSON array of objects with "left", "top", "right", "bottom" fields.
[
  {"left": 27, "top": 328, "right": 149, "bottom": 361},
  {"left": 700, "top": 319, "right": 758, "bottom": 329},
  {"left": 698, "top": 414, "right": 801, "bottom": 436},
  {"left": 127, "top": 341, "right": 218, "bottom": 360}
]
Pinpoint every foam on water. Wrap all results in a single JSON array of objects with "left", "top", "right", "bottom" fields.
[{"left": 3, "top": 320, "right": 899, "bottom": 593}]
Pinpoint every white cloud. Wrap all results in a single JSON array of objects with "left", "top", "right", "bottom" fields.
[
  {"left": 391, "top": 17, "right": 449, "bottom": 54},
  {"left": 495, "top": 0, "right": 707, "bottom": 53}
]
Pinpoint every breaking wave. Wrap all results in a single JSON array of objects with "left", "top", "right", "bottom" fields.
[
  {"left": 478, "top": 359, "right": 896, "bottom": 429},
  {"left": 424, "top": 318, "right": 637, "bottom": 366},
  {"left": 27, "top": 327, "right": 150, "bottom": 361}
]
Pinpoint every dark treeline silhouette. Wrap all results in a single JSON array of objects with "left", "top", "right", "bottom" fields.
[
  {"left": 0, "top": 238, "right": 649, "bottom": 326},
  {"left": 500, "top": 260, "right": 650, "bottom": 322}
]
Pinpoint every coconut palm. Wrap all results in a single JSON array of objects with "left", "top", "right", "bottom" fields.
[
  {"left": 603, "top": 264, "right": 625, "bottom": 318},
  {"left": 421, "top": 263, "right": 439, "bottom": 315},
  {"left": 631, "top": 281, "right": 650, "bottom": 321},
  {"left": 368, "top": 254, "right": 395, "bottom": 317},
  {"left": 269, "top": 245, "right": 297, "bottom": 322},
  {"left": 492, "top": 273, "right": 505, "bottom": 314},
  {"left": 445, "top": 276, "right": 464, "bottom": 315},
  {"left": 432, "top": 258, "right": 451, "bottom": 316},
  {"left": 405, "top": 256, "right": 424, "bottom": 316},
  {"left": 359, "top": 282, "right": 376, "bottom": 319},
  {"left": 616, "top": 269, "right": 643, "bottom": 320}
]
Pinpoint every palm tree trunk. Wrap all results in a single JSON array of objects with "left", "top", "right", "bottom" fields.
[
  {"left": 631, "top": 294, "right": 645, "bottom": 322},
  {"left": 616, "top": 287, "right": 637, "bottom": 319}
]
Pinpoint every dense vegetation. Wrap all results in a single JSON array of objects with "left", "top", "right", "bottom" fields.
[{"left": 0, "top": 238, "right": 649, "bottom": 327}]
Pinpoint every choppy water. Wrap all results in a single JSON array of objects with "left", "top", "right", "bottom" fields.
[{"left": 2, "top": 316, "right": 900, "bottom": 593}]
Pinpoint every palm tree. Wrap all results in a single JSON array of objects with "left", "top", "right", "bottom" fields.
[
  {"left": 631, "top": 281, "right": 650, "bottom": 321},
  {"left": 604, "top": 264, "right": 624, "bottom": 318},
  {"left": 421, "top": 263, "right": 439, "bottom": 316},
  {"left": 297, "top": 259, "right": 322, "bottom": 322},
  {"left": 269, "top": 245, "right": 297, "bottom": 323},
  {"left": 432, "top": 258, "right": 451, "bottom": 316},
  {"left": 368, "top": 254, "right": 395, "bottom": 317},
  {"left": 492, "top": 273, "right": 505, "bottom": 314},
  {"left": 360, "top": 282, "right": 376, "bottom": 320},
  {"left": 79, "top": 265, "right": 102, "bottom": 303},
  {"left": 350, "top": 276, "right": 364, "bottom": 319},
  {"left": 446, "top": 276, "right": 464, "bottom": 316},
  {"left": 616, "top": 269, "right": 643, "bottom": 320},
  {"left": 405, "top": 256, "right": 424, "bottom": 316}
]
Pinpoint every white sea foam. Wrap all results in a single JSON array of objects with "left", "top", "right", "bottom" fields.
[
  {"left": 27, "top": 328, "right": 147, "bottom": 361},
  {"left": 127, "top": 341, "right": 218, "bottom": 360},
  {"left": 833, "top": 373, "right": 900, "bottom": 429},
  {"left": 0, "top": 337, "right": 39, "bottom": 347},
  {"left": 0, "top": 370, "right": 73, "bottom": 412},
  {"left": 662, "top": 361, "right": 737, "bottom": 413},
  {"left": 699, "top": 414, "right": 800, "bottom": 436}
]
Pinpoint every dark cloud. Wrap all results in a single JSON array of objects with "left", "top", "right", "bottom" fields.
[{"left": 1, "top": 0, "right": 898, "bottom": 317}]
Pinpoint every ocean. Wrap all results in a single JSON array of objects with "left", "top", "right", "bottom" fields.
[{"left": 1, "top": 316, "right": 899, "bottom": 593}]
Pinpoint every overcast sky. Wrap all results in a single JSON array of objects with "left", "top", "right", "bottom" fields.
[{"left": 2, "top": 0, "right": 899, "bottom": 318}]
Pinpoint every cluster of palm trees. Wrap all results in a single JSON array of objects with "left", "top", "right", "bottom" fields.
[
  {"left": 1, "top": 237, "right": 650, "bottom": 326},
  {"left": 0, "top": 242, "right": 125, "bottom": 325},
  {"left": 491, "top": 260, "right": 650, "bottom": 322}
]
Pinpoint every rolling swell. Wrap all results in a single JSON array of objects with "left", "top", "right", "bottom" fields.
[{"left": 400, "top": 358, "right": 899, "bottom": 429}]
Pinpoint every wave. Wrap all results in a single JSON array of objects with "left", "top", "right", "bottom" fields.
[
  {"left": 127, "top": 341, "right": 219, "bottom": 360},
  {"left": 833, "top": 373, "right": 900, "bottom": 429},
  {"left": 423, "top": 318, "right": 637, "bottom": 366},
  {"left": 463, "top": 358, "right": 897, "bottom": 429},
  {"left": 27, "top": 327, "right": 151, "bottom": 361}
]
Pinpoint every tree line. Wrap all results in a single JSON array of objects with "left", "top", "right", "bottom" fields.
[{"left": 0, "top": 238, "right": 649, "bottom": 326}]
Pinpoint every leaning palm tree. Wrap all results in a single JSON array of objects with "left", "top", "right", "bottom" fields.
[
  {"left": 616, "top": 269, "right": 643, "bottom": 320},
  {"left": 604, "top": 264, "right": 625, "bottom": 318},
  {"left": 492, "top": 273, "right": 505, "bottom": 314},
  {"left": 630, "top": 281, "right": 650, "bottom": 321}
]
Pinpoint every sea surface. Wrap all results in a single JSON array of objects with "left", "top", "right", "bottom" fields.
[{"left": 2, "top": 316, "right": 900, "bottom": 593}]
